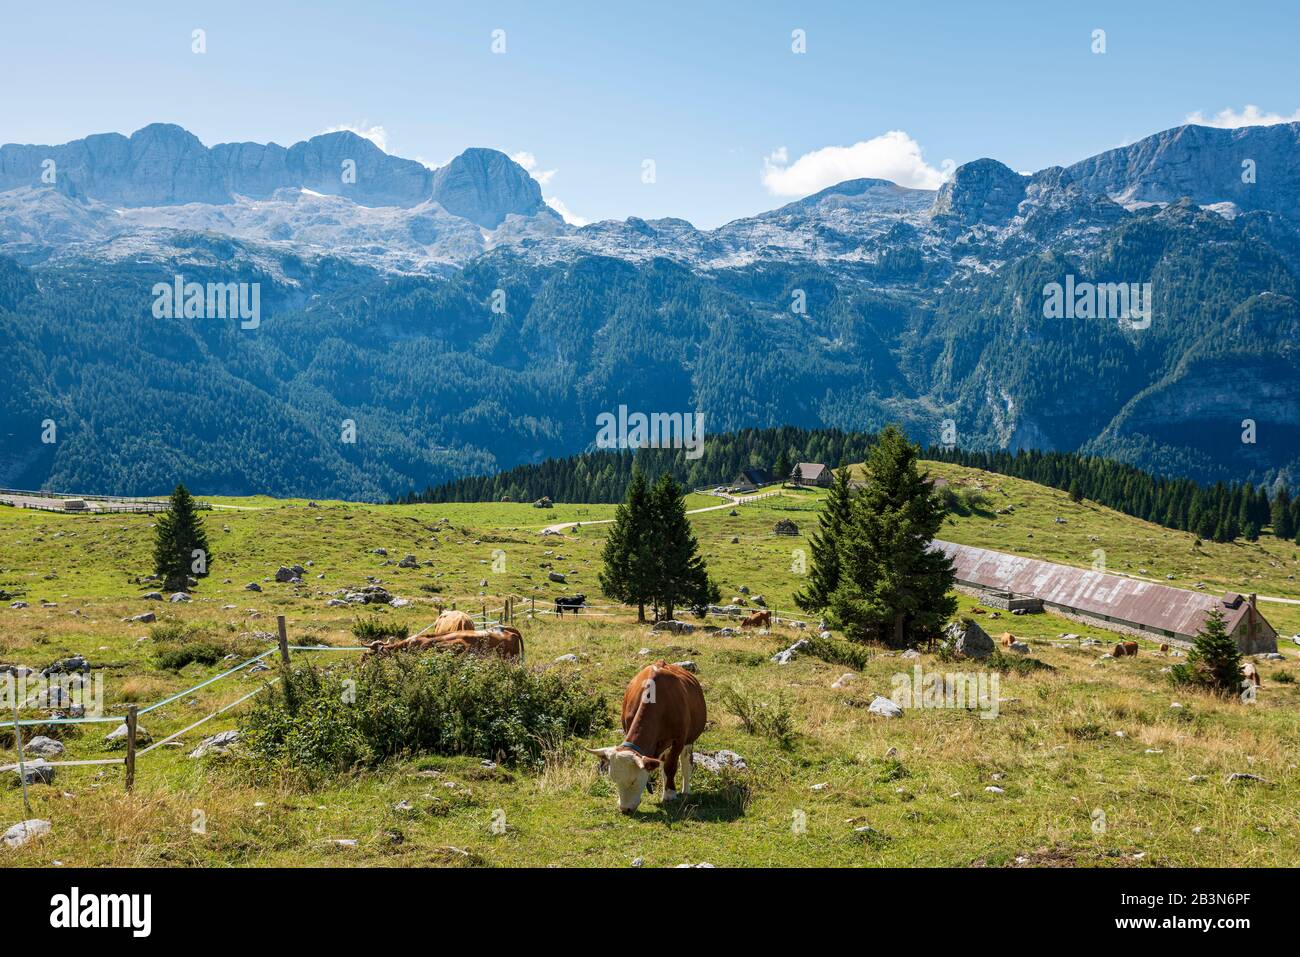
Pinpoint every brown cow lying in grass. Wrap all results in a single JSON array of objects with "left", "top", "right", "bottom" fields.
[
  {"left": 363, "top": 626, "right": 525, "bottom": 663},
  {"left": 1111, "top": 641, "right": 1140, "bottom": 658},
  {"left": 431, "top": 609, "right": 476, "bottom": 636},
  {"left": 740, "top": 609, "right": 772, "bottom": 630}
]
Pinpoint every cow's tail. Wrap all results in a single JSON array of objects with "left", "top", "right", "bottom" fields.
[{"left": 517, "top": 630, "right": 526, "bottom": 666}]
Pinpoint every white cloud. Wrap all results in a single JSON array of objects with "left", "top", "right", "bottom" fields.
[
  {"left": 320, "top": 123, "right": 389, "bottom": 151},
  {"left": 545, "top": 196, "right": 587, "bottom": 227},
  {"left": 1184, "top": 105, "right": 1300, "bottom": 128},
  {"left": 511, "top": 150, "right": 557, "bottom": 186},
  {"left": 761, "top": 131, "right": 948, "bottom": 196}
]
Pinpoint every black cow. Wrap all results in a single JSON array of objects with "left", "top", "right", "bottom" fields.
[{"left": 555, "top": 594, "right": 587, "bottom": 616}]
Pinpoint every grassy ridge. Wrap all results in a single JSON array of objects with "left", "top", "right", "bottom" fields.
[{"left": 1, "top": 463, "right": 1299, "bottom": 867}]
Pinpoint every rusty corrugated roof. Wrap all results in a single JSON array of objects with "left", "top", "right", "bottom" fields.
[{"left": 933, "top": 540, "right": 1255, "bottom": 639}]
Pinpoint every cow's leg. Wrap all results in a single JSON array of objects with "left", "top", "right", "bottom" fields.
[
  {"left": 662, "top": 746, "right": 680, "bottom": 801},
  {"left": 681, "top": 745, "right": 693, "bottom": 797}
]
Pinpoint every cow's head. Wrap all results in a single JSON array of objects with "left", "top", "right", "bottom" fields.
[{"left": 587, "top": 746, "right": 662, "bottom": 813}]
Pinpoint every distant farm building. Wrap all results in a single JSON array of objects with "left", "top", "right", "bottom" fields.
[
  {"left": 935, "top": 540, "right": 1278, "bottom": 653},
  {"left": 790, "top": 463, "right": 832, "bottom": 488},
  {"left": 732, "top": 468, "right": 774, "bottom": 493}
]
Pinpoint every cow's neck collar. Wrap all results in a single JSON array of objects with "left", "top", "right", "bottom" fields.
[{"left": 617, "top": 741, "right": 644, "bottom": 754}]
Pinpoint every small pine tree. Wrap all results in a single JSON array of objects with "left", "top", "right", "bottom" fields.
[
  {"left": 598, "top": 467, "right": 654, "bottom": 622},
  {"left": 773, "top": 449, "right": 792, "bottom": 485},
  {"left": 794, "top": 466, "right": 855, "bottom": 613},
  {"left": 1272, "top": 487, "right": 1295, "bottom": 540},
  {"left": 152, "top": 483, "right": 210, "bottom": 591},
  {"left": 1170, "top": 608, "right": 1244, "bottom": 696},
  {"left": 1068, "top": 479, "right": 1084, "bottom": 503},
  {"left": 645, "top": 473, "right": 720, "bottom": 621}
]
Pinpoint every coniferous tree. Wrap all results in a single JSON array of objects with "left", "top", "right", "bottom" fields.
[
  {"left": 598, "top": 468, "right": 654, "bottom": 622},
  {"left": 152, "top": 483, "right": 210, "bottom": 591},
  {"left": 645, "top": 474, "right": 719, "bottom": 621},
  {"left": 827, "top": 426, "right": 956, "bottom": 648},
  {"left": 1170, "top": 608, "right": 1244, "bottom": 696},
  {"left": 1272, "top": 487, "right": 1294, "bottom": 540},
  {"left": 795, "top": 466, "right": 855, "bottom": 613}
]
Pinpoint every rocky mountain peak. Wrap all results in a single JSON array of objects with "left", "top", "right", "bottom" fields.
[
  {"left": 429, "top": 147, "right": 556, "bottom": 228},
  {"left": 931, "top": 158, "right": 1028, "bottom": 225}
]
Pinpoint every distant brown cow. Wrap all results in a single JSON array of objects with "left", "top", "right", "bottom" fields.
[
  {"left": 363, "top": 626, "right": 524, "bottom": 663},
  {"left": 740, "top": 609, "right": 772, "bottom": 630},
  {"left": 1112, "top": 641, "right": 1140, "bottom": 658},
  {"left": 432, "top": 609, "right": 476, "bottom": 636},
  {"left": 1242, "top": 661, "right": 1261, "bottom": 687},
  {"left": 587, "top": 661, "right": 707, "bottom": 813}
]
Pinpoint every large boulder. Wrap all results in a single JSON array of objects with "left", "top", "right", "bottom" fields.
[
  {"left": 11, "top": 759, "right": 54, "bottom": 787},
  {"left": 2, "top": 819, "right": 51, "bottom": 849},
  {"left": 945, "top": 618, "right": 994, "bottom": 660},
  {"left": 23, "top": 736, "right": 64, "bottom": 759},
  {"left": 189, "top": 730, "right": 240, "bottom": 759},
  {"left": 104, "top": 722, "right": 152, "bottom": 749},
  {"left": 274, "top": 566, "right": 297, "bottom": 583}
]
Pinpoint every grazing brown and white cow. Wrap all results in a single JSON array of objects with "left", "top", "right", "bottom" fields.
[
  {"left": 587, "top": 662, "right": 706, "bottom": 814},
  {"left": 432, "top": 609, "right": 476, "bottom": 636},
  {"left": 1242, "top": 661, "right": 1261, "bottom": 687},
  {"left": 740, "top": 609, "right": 772, "bottom": 630},
  {"left": 1111, "top": 641, "right": 1140, "bottom": 658}
]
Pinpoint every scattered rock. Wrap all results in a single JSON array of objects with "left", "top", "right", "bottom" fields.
[
  {"left": 693, "top": 750, "right": 747, "bottom": 772},
  {"left": 398, "top": 555, "right": 418, "bottom": 569},
  {"left": 944, "top": 618, "right": 994, "bottom": 660},
  {"left": 244, "top": 582, "right": 262, "bottom": 592},
  {"left": 651, "top": 619, "right": 694, "bottom": 634},
  {"left": 11, "top": 760, "right": 54, "bottom": 787},
  {"left": 1008, "top": 641, "right": 1030, "bottom": 654},
  {"left": 868, "top": 696, "right": 903, "bottom": 718},
  {"left": 141, "top": 592, "right": 163, "bottom": 601},
  {"left": 274, "top": 566, "right": 297, "bottom": 583},
  {"left": 831, "top": 673, "right": 856, "bottom": 689},
  {"left": 984, "top": 786, "right": 1005, "bottom": 794},
  {"left": 1226, "top": 772, "right": 1270, "bottom": 785},
  {"left": 2, "top": 819, "right": 51, "bottom": 849},
  {"left": 553, "top": 654, "right": 578, "bottom": 663},
  {"left": 104, "top": 723, "right": 152, "bottom": 748},
  {"left": 771, "top": 638, "right": 810, "bottom": 665},
  {"left": 673, "top": 660, "right": 697, "bottom": 673},
  {"left": 169, "top": 592, "right": 191, "bottom": 603},
  {"left": 126, "top": 612, "right": 156, "bottom": 624},
  {"left": 901, "top": 649, "right": 920, "bottom": 659},
  {"left": 23, "top": 736, "right": 63, "bottom": 759},
  {"left": 189, "top": 730, "right": 240, "bottom": 759},
  {"left": 548, "top": 571, "right": 567, "bottom": 583}
]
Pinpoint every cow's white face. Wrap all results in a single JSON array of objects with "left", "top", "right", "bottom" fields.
[{"left": 589, "top": 747, "right": 660, "bottom": 813}]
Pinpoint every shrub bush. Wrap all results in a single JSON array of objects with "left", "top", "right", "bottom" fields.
[
  {"left": 153, "top": 640, "right": 228, "bottom": 671},
  {"left": 351, "top": 615, "right": 409, "bottom": 643},
  {"left": 240, "top": 652, "right": 608, "bottom": 772},
  {"left": 803, "top": 633, "right": 873, "bottom": 670},
  {"left": 719, "top": 683, "right": 796, "bottom": 750}
]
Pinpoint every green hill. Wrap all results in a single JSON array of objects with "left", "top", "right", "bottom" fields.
[{"left": 1, "top": 462, "right": 1298, "bottom": 867}]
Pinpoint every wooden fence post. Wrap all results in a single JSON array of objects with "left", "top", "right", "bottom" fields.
[
  {"left": 276, "top": 615, "right": 290, "bottom": 666},
  {"left": 12, "top": 701, "right": 31, "bottom": 816},
  {"left": 530, "top": 597, "right": 535, "bottom": 620},
  {"left": 124, "top": 705, "right": 138, "bottom": 792}
]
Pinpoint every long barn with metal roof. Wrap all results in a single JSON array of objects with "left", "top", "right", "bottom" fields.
[{"left": 934, "top": 540, "right": 1278, "bottom": 654}]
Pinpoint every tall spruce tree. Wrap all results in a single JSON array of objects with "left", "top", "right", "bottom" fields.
[
  {"left": 645, "top": 473, "right": 719, "bottom": 621},
  {"left": 598, "top": 467, "right": 654, "bottom": 622},
  {"left": 827, "top": 426, "right": 956, "bottom": 647},
  {"left": 152, "top": 483, "right": 210, "bottom": 591},
  {"left": 794, "top": 465, "right": 855, "bottom": 613},
  {"left": 1170, "top": 608, "right": 1244, "bottom": 696},
  {"left": 1273, "top": 487, "right": 1295, "bottom": 540}
]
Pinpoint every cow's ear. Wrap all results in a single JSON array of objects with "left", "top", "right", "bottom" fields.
[{"left": 640, "top": 757, "right": 662, "bottom": 772}]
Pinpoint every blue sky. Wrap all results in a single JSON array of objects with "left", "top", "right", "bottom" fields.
[{"left": 2, "top": 0, "right": 1297, "bottom": 227}]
